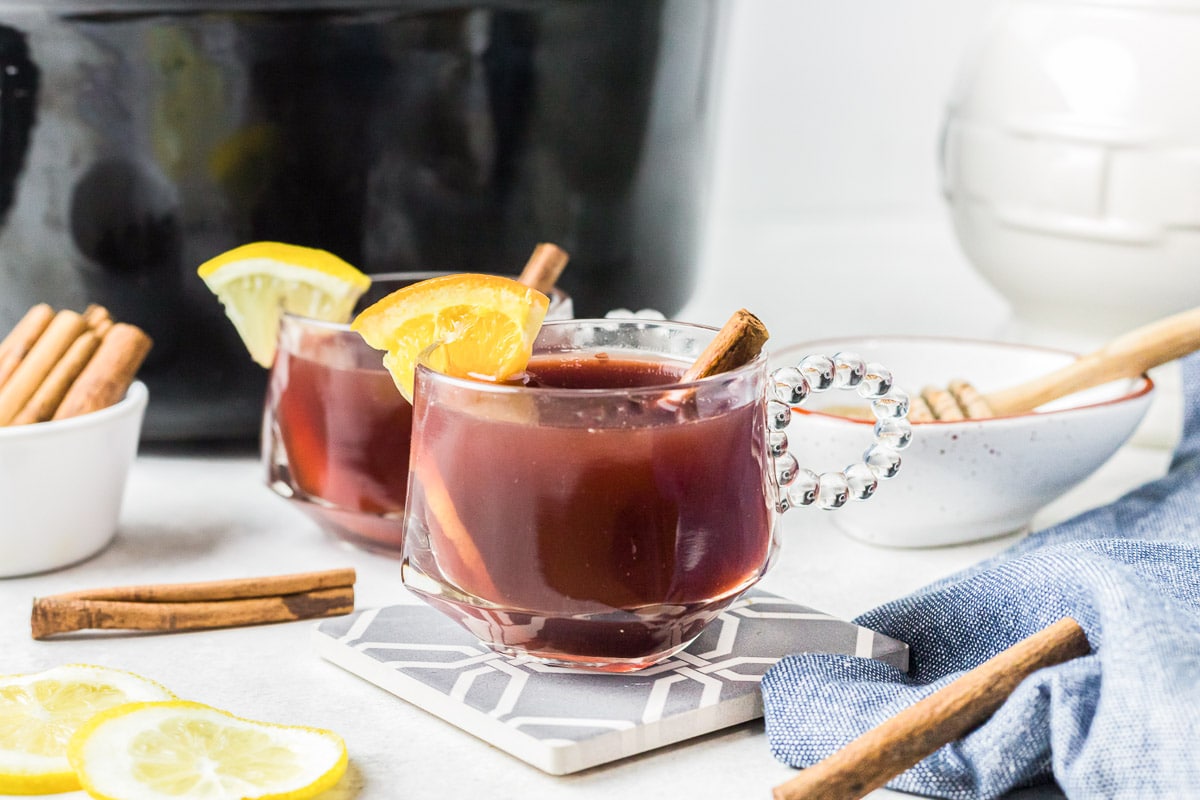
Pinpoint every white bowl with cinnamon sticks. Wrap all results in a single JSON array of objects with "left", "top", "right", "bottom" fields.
[{"left": 0, "top": 303, "right": 151, "bottom": 576}]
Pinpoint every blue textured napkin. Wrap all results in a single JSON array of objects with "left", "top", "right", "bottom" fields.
[{"left": 762, "top": 352, "right": 1200, "bottom": 799}]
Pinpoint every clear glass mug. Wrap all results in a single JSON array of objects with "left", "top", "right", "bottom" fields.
[
  {"left": 400, "top": 318, "right": 911, "bottom": 671},
  {"left": 261, "top": 273, "right": 573, "bottom": 556}
]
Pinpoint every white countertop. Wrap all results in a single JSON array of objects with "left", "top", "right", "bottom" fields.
[
  {"left": 2, "top": 176, "right": 1187, "bottom": 798},
  {"left": 0, "top": 431, "right": 1171, "bottom": 800},
  {"left": 0, "top": 215, "right": 1183, "bottom": 800}
]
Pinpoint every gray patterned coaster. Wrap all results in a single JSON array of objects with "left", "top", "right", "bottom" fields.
[{"left": 312, "top": 590, "right": 908, "bottom": 775}]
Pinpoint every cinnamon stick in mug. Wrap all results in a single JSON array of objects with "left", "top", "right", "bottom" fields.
[
  {"left": 517, "top": 242, "right": 570, "bottom": 294},
  {"left": 682, "top": 309, "right": 770, "bottom": 381}
]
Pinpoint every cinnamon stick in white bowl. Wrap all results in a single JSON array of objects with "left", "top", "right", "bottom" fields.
[
  {"left": 0, "top": 302, "right": 54, "bottom": 386},
  {"left": 53, "top": 322, "right": 152, "bottom": 420},
  {"left": 12, "top": 330, "right": 102, "bottom": 425},
  {"left": 0, "top": 304, "right": 152, "bottom": 425},
  {"left": 0, "top": 309, "right": 88, "bottom": 424}
]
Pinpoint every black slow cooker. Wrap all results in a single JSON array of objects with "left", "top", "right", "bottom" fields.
[{"left": 0, "top": 0, "right": 721, "bottom": 440}]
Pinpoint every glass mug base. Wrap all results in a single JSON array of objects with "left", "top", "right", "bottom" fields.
[
  {"left": 402, "top": 559, "right": 757, "bottom": 673},
  {"left": 283, "top": 498, "right": 406, "bottom": 558},
  {"left": 264, "top": 420, "right": 409, "bottom": 556}
]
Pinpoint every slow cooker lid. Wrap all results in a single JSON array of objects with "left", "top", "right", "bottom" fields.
[{"left": 12, "top": 0, "right": 477, "bottom": 12}]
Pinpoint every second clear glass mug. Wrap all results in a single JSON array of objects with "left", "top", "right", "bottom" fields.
[
  {"left": 400, "top": 318, "right": 912, "bottom": 672},
  {"left": 261, "top": 272, "right": 573, "bottom": 556}
]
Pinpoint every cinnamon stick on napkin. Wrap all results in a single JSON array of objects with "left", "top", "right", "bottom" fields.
[{"left": 760, "top": 352, "right": 1200, "bottom": 799}]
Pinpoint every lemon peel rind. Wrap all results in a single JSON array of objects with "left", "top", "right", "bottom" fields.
[
  {"left": 0, "top": 664, "right": 176, "bottom": 795},
  {"left": 0, "top": 767, "right": 78, "bottom": 795},
  {"left": 196, "top": 242, "right": 370, "bottom": 291},
  {"left": 199, "top": 258, "right": 368, "bottom": 297},
  {"left": 68, "top": 700, "right": 348, "bottom": 800},
  {"left": 0, "top": 664, "right": 176, "bottom": 705}
]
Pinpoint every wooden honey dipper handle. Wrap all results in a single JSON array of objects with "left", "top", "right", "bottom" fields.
[
  {"left": 985, "top": 305, "right": 1200, "bottom": 416},
  {"left": 773, "top": 617, "right": 1090, "bottom": 800}
]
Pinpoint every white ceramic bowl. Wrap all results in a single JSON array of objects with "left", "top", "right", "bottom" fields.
[
  {"left": 771, "top": 338, "right": 1153, "bottom": 548},
  {"left": 0, "top": 382, "right": 147, "bottom": 576}
]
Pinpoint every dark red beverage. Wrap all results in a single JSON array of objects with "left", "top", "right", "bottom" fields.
[
  {"left": 261, "top": 278, "right": 571, "bottom": 556},
  {"left": 402, "top": 341, "right": 776, "bottom": 671},
  {"left": 264, "top": 320, "right": 411, "bottom": 554}
]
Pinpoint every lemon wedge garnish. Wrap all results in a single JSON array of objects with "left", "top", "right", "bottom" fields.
[
  {"left": 0, "top": 664, "right": 175, "bottom": 794},
  {"left": 351, "top": 272, "right": 549, "bottom": 402},
  {"left": 68, "top": 700, "right": 347, "bottom": 800},
  {"left": 197, "top": 241, "right": 371, "bottom": 367}
]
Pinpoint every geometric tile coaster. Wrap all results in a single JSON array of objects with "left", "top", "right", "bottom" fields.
[{"left": 312, "top": 589, "right": 908, "bottom": 775}]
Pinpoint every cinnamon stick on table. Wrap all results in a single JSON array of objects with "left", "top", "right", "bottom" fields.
[{"left": 31, "top": 568, "right": 356, "bottom": 639}]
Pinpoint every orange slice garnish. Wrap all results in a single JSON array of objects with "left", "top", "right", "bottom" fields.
[{"left": 350, "top": 273, "right": 549, "bottom": 402}]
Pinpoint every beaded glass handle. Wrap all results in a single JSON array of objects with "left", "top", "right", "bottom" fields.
[{"left": 768, "top": 352, "right": 912, "bottom": 512}]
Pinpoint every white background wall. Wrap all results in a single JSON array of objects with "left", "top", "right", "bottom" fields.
[
  {"left": 708, "top": 0, "right": 996, "bottom": 220},
  {"left": 687, "top": 0, "right": 1182, "bottom": 449},
  {"left": 686, "top": 0, "right": 1012, "bottom": 344}
]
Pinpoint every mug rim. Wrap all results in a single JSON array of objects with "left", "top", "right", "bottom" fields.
[{"left": 414, "top": 317, "right": 767, "bottom": 398}]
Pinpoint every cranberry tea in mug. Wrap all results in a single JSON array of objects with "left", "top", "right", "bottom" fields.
[
  {"left": 400, "top": 318, "right": 911, "bottom": 671},
  {"left": 262, "top": 273, "right": 573, "bottom": 555}
]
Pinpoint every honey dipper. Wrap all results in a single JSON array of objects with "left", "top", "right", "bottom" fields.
[{"left": 838, "top": 305, "right": 1200, "bottom": 422}]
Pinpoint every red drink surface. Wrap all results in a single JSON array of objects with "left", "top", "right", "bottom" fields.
[
  {"left": 405, "top": 352, "right": 775, "bottom": 668},
  {"left": 269, "top": 346, "right": 411, "bottom": 552}
]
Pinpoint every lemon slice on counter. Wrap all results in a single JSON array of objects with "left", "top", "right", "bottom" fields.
[
  {"left": 351, "top": 272, "right": 549, "bottom": 402},
  {"left": 197, "top": 241, "right": 371, "bottom": 367},
  {"left": 0, "top": 664, "right": 175, "bottom": 794},
  {"left": 68, "top": 700, "right": 347, "bottom": 800}
]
